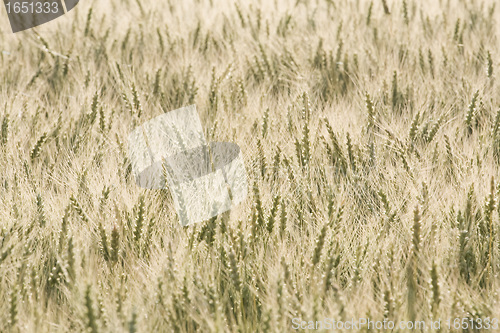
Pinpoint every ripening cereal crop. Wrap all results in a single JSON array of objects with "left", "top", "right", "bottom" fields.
[{"left": 0, "top": 0, "right": 500, "bottom": 332}]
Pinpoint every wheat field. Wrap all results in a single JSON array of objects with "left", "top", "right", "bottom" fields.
[{"left": 1, "top": 0, "right": 500, "bottom": 332}]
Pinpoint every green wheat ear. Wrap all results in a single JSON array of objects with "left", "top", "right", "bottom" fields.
[
  {"left": 384, "top": 289, "right": 394, "bottom": 319},
  {"left": 98, "top": 222, "right": 109, "bottom": 261},
  {"left": 266, "top": 195, "right": 280, "bottom": 234},
  {"left": 279, "top": 198, "right": 288, "bottom": 239},
  {"left": 70, "top": 195, "right": 89, "bottom": 223},
  {"left": 134, "top": 195, "right": 145, "bottom": 244},
  {"left": 365, "top": 92, "right": 375, "bottom": 133},
  {"left": 36, "top": 193, "right": 47, "bottom": 227},
  {"left": 480, "top": 177, "right": 496, "bottom": 288},
  {"left": 67, "top": 236, "right": 75, "bottom": 283},
  {"left": 128, "top": 310, "right": 138, "bottom": 333},
  {"left": 228, "top": 250, "right": 241, "bottom": 292},
  {"left": 492, "top": 108, "right": 500, "bottom": 162},
  {"left": 487, "top": 50, "right": 494, "bottom": 79},
  {"left": 430, "top": 261, "right": 441, "bottom": 318},
  {"left": 428, "top": 49, "right": 434, "bottom": 78},
  {"left": 30, "top": 132, "right": 48, "bottom": 161},
  {"left": 9, "top": 284, "right": 18, "bottom": 328},
  {"left": 407, "top": 205, "right": 421, "bottom": 322},
  {"left": 311, "top": 224, "right": 327, "bottom": 268},
  {"left": 1, "top": 113, "right": 8, "bottom": 146},
  {"left": 382, "top": 0, "right": 390, "bottom": 14},
  {"left": 366, "top": 1, "right": 373, "bottom": 26},
  {"left": 85, "top": 284, "right": 99, "bottom": 333},
  {"left": 84, "top": 7, "right": 93, "bottom": 37},
  {"left": 346, "top": 132, "right": 356, "bottom": 172}
]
